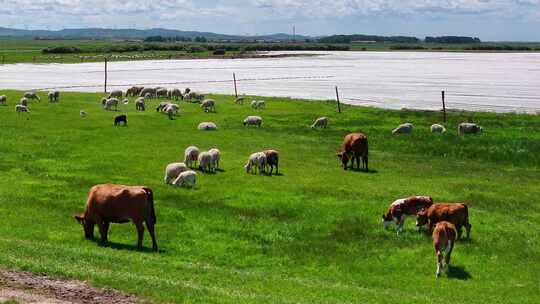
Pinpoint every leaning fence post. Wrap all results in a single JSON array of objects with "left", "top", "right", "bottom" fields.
[
  {"left": 104, "top": 58, "right": 108, "bottom": 93},
  {"left": 233, "top": 73, "right": 238, "bottom": 98},
  {"left": 442, "top": 90, "right": 446, "bottom": 123},
  {"left": 335, "top": 86, "right": 342, "bottom": 113}
]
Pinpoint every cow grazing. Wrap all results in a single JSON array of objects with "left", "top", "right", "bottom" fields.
[
  {"left": 114, "top": 115, "right": 127, "bottom": 126},
  {"left": 416, "top": 203, "right": 471, "bottom": 239},
  {"left": 382, "top": 196, "right": 433, "bottom": 235},
  {"left": 74, "top": 184, "right": 158, "bottom": 251},
  {"left": 337, "top": 133, "right": 368, "bottom": 171},
  {"left": 432, "top": 221, "right": 457, "bottom": 277}
]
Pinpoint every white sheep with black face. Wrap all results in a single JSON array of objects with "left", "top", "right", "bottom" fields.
[
  {"left": 103, "top": 98, "right": 119, "bottom": 111},
  {"left": 172, "top": 170, "right": 197, "bottom": 187},
  {"left": 135, "top": 97, "right": 145, "bottom": 111},
  {"left": 244, "top": 152, "right": 267, "bottom": 175},
  {"left": 15, "top": 104, "right": 29, "bottom": 113},
  {"left": 251, "top": 100, "right": 265, "bottom": 109},
  {"left": 201, "top": 99, "right": 215, "bottom": 112},
  {"left": 108, "top": 90, "right": 123, "bottom": 99},
  {"left": 19, "top": 97, "right": 28, "bottom": 107},
  {"left": 164, "top": 162, "right": 188, "bottom": 185},
  {"left": 392, "top": 123, "right": 413, "bottom": 135}
]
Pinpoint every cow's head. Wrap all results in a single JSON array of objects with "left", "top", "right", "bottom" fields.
[
  {"left": 74, "top": 214, "right": 95, "bottom": 240},
  {"left": 416, "top": 209, "right": 428, "bottom": 227},
  {"left": 337, "top": 152, "right": 349, "bottom": 170},
  {"left": 382, "top": 212, "right": 393, "bottom": 229}
]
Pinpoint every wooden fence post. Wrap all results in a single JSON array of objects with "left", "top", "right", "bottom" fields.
[
  {"left": 1, "top": 55, "right": 4, "bottom": 65},
  {"left": 104, "top": 58, "right": 108, "bottom": 93},
  {"left": 335, "top": 86, "right": 342, "bottom": 113},
  {"left": 233, "top": 73, "right": 238, "bottom": 98},
  {"left": 442, "top": 90, "right": 446, "bottom": 123}
]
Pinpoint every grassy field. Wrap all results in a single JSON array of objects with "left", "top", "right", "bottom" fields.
[{"left": 0, "top": 90, "right": 539, "bottom": 303}]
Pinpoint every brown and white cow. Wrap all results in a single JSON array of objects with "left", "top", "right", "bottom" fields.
[
  {"left": 337, "top": 133, "right": 368, "bottom": 171},
  {"left": 382, "top": 196, "right": 433, "bottom": 234},
  {"left": 74, "top": 184, "right": 158, "bottom": 251},
  {"left": 416, "top": 203, "right": 471, "bottom": 239},
  {"left": 432, "top": 221, "right": 457, "bottom": 277}
]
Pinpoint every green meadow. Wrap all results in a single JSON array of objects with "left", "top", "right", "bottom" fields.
[{"left": 0, "top": 90, "right": 538, "bottom": 303}]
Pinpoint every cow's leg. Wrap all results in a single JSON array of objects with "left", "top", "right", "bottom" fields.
[
  {"left": 145, "top": 220, "right": 158, "bottom": 252},
  {"left": 134, "top": 220, "right": 144, "bottom": 250},
  {"left": 98, "top": 221, "right": 109, "bottom": 244},
  {"left": 436, "top": 249, "right": 443, "bottom": 278},
  {"left": 445, "top": 242, "right": 453, "bottom": 274},
  {"left": 457, "top": 225, "right": 463, "bottom": 239},
  {"left": 356, "top": 155, "right": 360, "bottom": 170},
  {"left": 465, "top": 222, "right": 472, "bottom": 239},
  {"left": 396, "top": 217, "right": 404, "bottom": 235}
]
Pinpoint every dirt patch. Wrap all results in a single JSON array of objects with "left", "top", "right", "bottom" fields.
[{"left": 0, "top": 269, "right": 141, "bottom": 304}]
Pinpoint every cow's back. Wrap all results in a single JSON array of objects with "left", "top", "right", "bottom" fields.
[
  {"left": 86, "top": 184, "right": 150, "bottom": 222},
  {"left": 428, "top": 203, "right": 468, "bottom": 225},
  {"left": 342, "top": 133, "right": 368, "bottom": 155}
]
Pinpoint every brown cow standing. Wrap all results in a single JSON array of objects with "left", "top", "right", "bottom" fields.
[
  {"left": 382, "top": 196, "right": 433, "bottom": 235},
  {"left": 337, "top": 133, "right": 368, "bottom": 171},
  {"left": 416, "top": 203, "right": 471, "bottom": 239},
  {"left": 432, "top": 221, "right": 457, "bottom": 277},
  {"left": 263, "top": 150, "right": 279, "bottom": 175},
  {"left": 74, "top": 184, "right": 158, "bottom": 252}
]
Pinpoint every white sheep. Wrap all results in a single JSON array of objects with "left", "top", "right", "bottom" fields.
[
  {"left": 208, "top": 148, "right": 221, "bottom": 171},
  {"left": 156, "top": 101, "right": 171, "bottom": 112},
  {"left": 172, "top": 170, "right": 197, "bottom": 188},
  {"left": 243, "top": 116, "right": 263, "bottom": 127},
  {"left": 235, "top": 96, "right": 245, "bottom": 105},
  {"left": 0, "top": 95, "right": 6, "bottom": 105},
  {"left": 108, "top": 90, "right": 123, "bottom": 99},
  {"left": 168, "top": 88, "right": 183, "bottom": 100},
  {"left": 122, "top": 98, "right": 129, "bottom": 105},
  {"left": 156, "top": 88, "right": 168, "bottom": 98},
  {"left": 164, "top": 162, "right": 188, "bottom": 185},
  {"left": 20, "top": 97, "right": 28, "bottom": 107},
  {"left": 198, "top": 122, "right": 217, "bottom": 131},
  {"left": 80, "top": 110, "right": 87, "bottom": 117},
  {"left": 140, "top": 87, "right": 156, "bottom": 98},
  {"left": 15, "top": 104, "right": 29, "bottom": 113},
  {"left": 104, "top": 98, "right": 119, "bottom": 111},
  {"left": 431, "top": 124, "right": 446, "bottom": 133},
  {"left": 47, "top": 90, "right": 59, "bottom": 102},
  {"left": 459, "top": 123, "right": 483, "bottom": 135},
  {"left": 311, "top": 117, "right": 328, "bottom": 128},
  {"left": 201, "top": 99, "right": 216, "bottom": 112},
  {"left": 392, "top": 123, "right": 413, "bottom": 135},
  {"left": 198, "top": 151, "right": 212, "bottom": 172},
  {"left": 251, "top": 100, "right": 266, "bottom": 109},
  {"left": 164, "top": 103, "right": 179, "bottom": 115},
  {"left": 245, "top": 152, "right": 267, "bottom": 175},
  {"left": 184, "top": 146, "right": 200, "bottom": 168},
  {"left": 135, "top": 97, "right": 145, "bottom": 111},
  {"left": 23, "top": 92, "right": 40, "bottom": 101}
]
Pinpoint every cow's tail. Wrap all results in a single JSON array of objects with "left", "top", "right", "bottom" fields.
[{"left": 144, "top": 187, "right": 156, "bottom": 225}]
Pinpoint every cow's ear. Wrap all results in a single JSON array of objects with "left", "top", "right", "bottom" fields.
[{"left": 74, "top": 214, "right": 85, "bottom": 224}]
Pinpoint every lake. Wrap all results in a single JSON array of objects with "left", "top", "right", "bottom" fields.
[{"left": 1, "top": 51, "right": 539, "bottom": 113}]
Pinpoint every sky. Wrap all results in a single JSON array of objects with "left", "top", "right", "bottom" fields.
[{"left": 1, "top": 0, "right": 540, "bottom": 41}]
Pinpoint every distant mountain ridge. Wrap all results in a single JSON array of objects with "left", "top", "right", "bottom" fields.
[{"left": 0, "top": 27, "right": 310, "bottom": 41}]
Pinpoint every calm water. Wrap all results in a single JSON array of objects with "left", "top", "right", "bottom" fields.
[{"left": 1, "top": 51, "right": 539, "bottom": 113}]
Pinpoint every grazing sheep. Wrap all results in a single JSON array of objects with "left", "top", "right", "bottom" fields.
[
  {"left": 108, "top": 90, "right": 123, "bottom": 99},
  {"left": 140, "top": 87, "right": 156, "bottom": 98},
  {"left": 164, "top": 162, "right": 188, "bottom": 184},
  {"left": 104, "top": 98, "right": 119, "bottom": 111},
  {"left": 458, "top": 123, "right": 483, "bottom": 135},
  {"left": 251, "top": 100, "right": 265, "bottom": 109},
  {"left": 243, "top": 116, "right": 263, "bottom": 127},
  {"left": 114, "top": 115, "right": 127, "bottom": 126},
  {"left": 168, "top": 88, "right": 183, "bottom": 100},
  {"left": 24, "top": 92, "right": 40, "bottom": 101},
  {"left": 198, "top": 122, "right": 217, "bottom": 131},
  {"left": 172, "top": 170, "right": 197, "bottom": 188},
  {"left": 431, "top": 124, "right": 446, "bottom": 133},
  {"left": 263, "top": 150, "right": 279, "bottom": 175},
  {"left": 156, "top": 88, "right": 168, "bottom": 98},
  {"left": 0, "top": 95, "right": 6, "bottom": 105},
  {"left": 126, "top": 86, "right": 144, "bottom": 97},
  {"left": 185, "top": 92, "right": 204, "bottom": 103},
  {"left": 101, "top": 97, "right": 107, "bottom": 106},
  {"left": 245, "top": 152, "right": 267, "bottom": 175},
  {"left": 311, "top": 117, "right": 328, "bottom": 128},
  {"left": 201, "top": 99, "right": 215, "bottom": 112},
  {"left": 135, "top": 97, "right": 145, "bottom": 111},
  {"left": 144, "top": 93, "right": 152, "bottom": 99},
  {"left": 235, "top": 96, "right": 245, "bottom": 105},
  {"left": 48, "top": 91, "right": 60, "bottom": 102},
  {"left": 208, "top": 148, "right": 221, "bottom": 172},
  {"left": 156, "top": 101, "right": 171, "bottom": 112},
  {"left": 122, "top": 98, "right": 129, "bottom": 105},
  {"left": 15, "top": 104, "right": 29, "bottom": 113},
  {"left": 198, "top": 151, "right": 212, "bottom": 172},
  {"left": 184, "top": 88, "right": 191, "bottom": 95},
  {"left": 392, "top": 123, "right": 413, "bottom": 135},
  {"left": 166, "top": 106, "right": 176, "bottom": 120},
  {"left": 80, "top": 110, "right": 87, "bottom": 117},
  {"left": 164, "top": 103, "right": 180, "bottom": 115},
  {"left": 184, "top": 146, "right": 200, "bottom": 168},
  {"left": 20, "top": 97, "right": 28, "bottom": 107}
]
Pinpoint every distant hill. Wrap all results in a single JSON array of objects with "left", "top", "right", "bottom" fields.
[{"left": 0, "top": 27, "right": 309, "bottom": 42}]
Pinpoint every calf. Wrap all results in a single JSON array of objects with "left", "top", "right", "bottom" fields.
[
  {"left": 114, "top": 115, "right": 127, "bottom": 126},
  {"left": 416, "top": 203, "right": 471, "bottom": 239},
  {"left": 432, "top": 221, "right": 457, "bottom": 277},
  {"left": 337, "top": 133, "right": 368, "bottom": 171},
  {"left": 382, "top": 196, "right": 433, "bottom": 234},
  {"left": 74, "top": 184, "right": 157, "bottom": 251}
]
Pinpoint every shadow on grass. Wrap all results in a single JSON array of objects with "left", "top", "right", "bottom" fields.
[
  {"left": 447, "top": 265, "right": 472, "bottom": 280},
  {"left": 91, "top": 239, "right": 163, "bottom": 254},
  {"left": 348, "top": 168, "right": 378, "bottom": 174}
]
